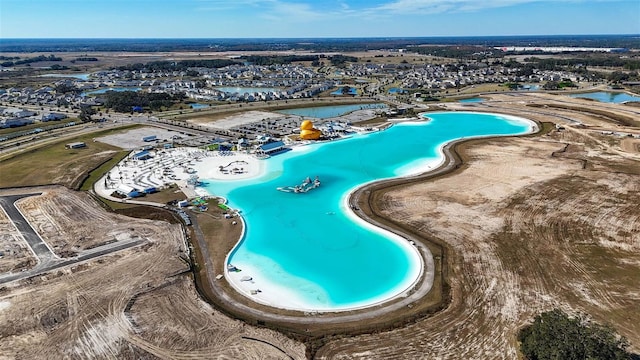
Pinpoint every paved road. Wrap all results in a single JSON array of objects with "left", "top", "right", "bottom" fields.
[
  {"left": 0, "top": 238, "right": 145, "bottom": 285},
  {"left": 0, "top": 193, "right": 57, "bottom": 266},
  {"left": 0, "top": 193, "right": 145, "bottom": 285}
]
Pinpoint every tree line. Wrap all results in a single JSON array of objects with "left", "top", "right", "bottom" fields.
[
  {"left": 103, "top": 91, "right": 186, "bottom": 112},
  {"left": 1, "top": 54, "right": 62, "bottom": 67},
  {"left": 518, "top": 309, "right": 634, "bottom": 360},
  {"left": 117, "top": 59, "right": 238, "bottom": 72},
  {"left": 525, "top": 56, "right": 640, "bottom": 71}
]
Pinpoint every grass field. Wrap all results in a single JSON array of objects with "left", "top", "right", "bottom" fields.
[{"left": 0, "top": 126, "right": 137, "bottom": 189}]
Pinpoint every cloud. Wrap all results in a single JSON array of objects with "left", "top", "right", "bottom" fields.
[
  {"left": 366, "top": 0, "right": 617, "bottom": 15},
  {"left": 197, "top": 0, "right": 353, "bottom": 22},
  {"left": 195, "top": 0, "right": 277, "bottom": 11}
]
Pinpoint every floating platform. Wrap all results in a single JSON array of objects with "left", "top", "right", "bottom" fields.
[{"left": 277, "top": 176, "right": 320, "bottom": 193}]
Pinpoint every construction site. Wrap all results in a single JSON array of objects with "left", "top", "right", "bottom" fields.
[{"left": 0, "top": 92, "right": 638, "bottom": 359}]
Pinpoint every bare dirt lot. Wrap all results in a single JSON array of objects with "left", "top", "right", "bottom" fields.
[
  {"left": 14, "top": 189, "right": 148, "bottom": 257},
  {"left": 0, "top": 204, "right": 36, "bottom": 274},
  {"left": 0, "top": 187, "right": 305, "bottom": 359},
  {"left": 0, "top": 92, "right": 638, "bottom": 359},
  {"left": 315, "top": 120, "right": 640, "bottom": 357}
]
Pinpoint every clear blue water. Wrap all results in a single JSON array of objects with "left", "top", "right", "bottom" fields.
[
  {"left": 459, "top": 97, "right": 484, "bottom": 103},
  {"left": 276, "top": 103, "right": 387, "bottom": 119},
  {"left": 200, "top": 112, "right": 534, "bottom": 310},
  {"left": 190, "top": 103, "right": 210, "bottom": 109},
  {"left": 82, "top": 87, "right": 142, "bottom": 96},
  {"left": 40, "top": 73, "right": 90, "bottom": 80},
  {"left": 569, "top": 91, "right": 640, "bottom": 103},
  {"left": 331, "top": 87, "right": 357, "bottom": 95},
  {"left": 216, "top": 87, "right": 280, "bottom": 94}
]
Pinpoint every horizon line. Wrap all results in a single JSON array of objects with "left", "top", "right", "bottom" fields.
[{"left": 2, "top": 34, "right": 639, "bottom": 41}]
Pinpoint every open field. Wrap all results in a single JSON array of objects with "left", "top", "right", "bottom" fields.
[{"left": 0, "top": 126, "right": 138, "bottom": 189}]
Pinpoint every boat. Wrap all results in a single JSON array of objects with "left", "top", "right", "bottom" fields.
[{"left": 277, "top": 176, "right": 321, "bottom": 193}]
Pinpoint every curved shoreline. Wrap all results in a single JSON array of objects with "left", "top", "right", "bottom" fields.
[{"left": 202, "top": 112, "right": 540, "bottom": 321}]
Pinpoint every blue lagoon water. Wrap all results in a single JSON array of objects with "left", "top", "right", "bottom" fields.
[
  {"left": 201, "top": 112, "right": 534, "bottom": 311},
  {"left": 276, "top": 103, "right": 387, "bottom": 119},
  {"left": 569, "top": 91, "right": 640, "bottom": 103}
]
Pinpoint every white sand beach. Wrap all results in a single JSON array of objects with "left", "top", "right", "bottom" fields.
[{"left": 93, "top": 147, "right": 265, "bottom": 203}]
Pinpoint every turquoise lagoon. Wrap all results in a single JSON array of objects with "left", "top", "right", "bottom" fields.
[
  {"left": 201, "top": 112, "right": 535, "bottom": 311},
  {"left": 569, "top": 91, "right": 640, "bottom": 103},
  {"left": 276, "top": 103, "right": 387, "bottom": 119}
]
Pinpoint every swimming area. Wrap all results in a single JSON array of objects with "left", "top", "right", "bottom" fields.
[
  {"left": 200, "top": 112, "right": 536, "bottom": 311},
  {"left": 276, "top": 103, "right": 387, "bottom": 119}
]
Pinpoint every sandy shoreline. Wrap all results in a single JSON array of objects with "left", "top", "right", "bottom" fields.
[
  {"left": 94, "top": 112, "right": 538, "bottom": 312},
  {"left": 219, "top": 112, "right": 538, "bottom": 312}
]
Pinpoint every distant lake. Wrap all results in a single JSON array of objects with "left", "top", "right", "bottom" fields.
[
  {"left": 569, "top": 91, "right": 640, "bottom": 103},
  {"left": 520, "top": 84, "right": 540, "bottom": 91},
  {"left": 190, "top": 103, "right": 210, "bottom": 109},
  {"left": 276, "top": 103, "right": 387, "bottom": 119},
  {"left": 459, "top": 97, "right": 484, "bottom": 103},
  {"left": 331, "top": 87, "right": 357, "bottom": 95},
  {"left": 216, "top": 87, "right": 280, "bottom": 94},
  {"left": 82, "top": 87, "right": 141, "bottom": 96},
  {"left": 40, "top": 73, "right": 90, "bottom": 80},
  {"left": 388, "top": 87, "right": 406, "bottom": 94}
]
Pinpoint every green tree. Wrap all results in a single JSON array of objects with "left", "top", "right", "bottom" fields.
[
  {"left": 78, "top": 106, "right": 96, "bottom": 122},
  {"left": 518, "top": 309, "right": 632, "bottom": 360}
]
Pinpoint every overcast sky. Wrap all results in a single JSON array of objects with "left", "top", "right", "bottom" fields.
[{"left": 2, "top": 0, "right": 639, "bottom": 38}]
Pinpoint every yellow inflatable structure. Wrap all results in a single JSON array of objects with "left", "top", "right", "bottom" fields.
[{"left": 299, "top": 120, "right": 322, "bottom": 140}]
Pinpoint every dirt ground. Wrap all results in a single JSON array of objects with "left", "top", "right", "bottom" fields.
[
  {"left": 14, "top": 189, "right": 148, "bottom": 257},
  {"left": 0, "top": 187, "right": 306, "bottom": 359},
  {"left": 0, "top": 92, "right": 638, "bottom": 359},
  {"left": 314, "top": 112, "right": 640, "bottom": 357},
  {"left": 0, "top": 204, "right": 36, "bottom": 273}
]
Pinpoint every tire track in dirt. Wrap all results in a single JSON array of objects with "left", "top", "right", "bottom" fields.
[{"left": 317, "top": 132, "right": 640, "bottom": 358}]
